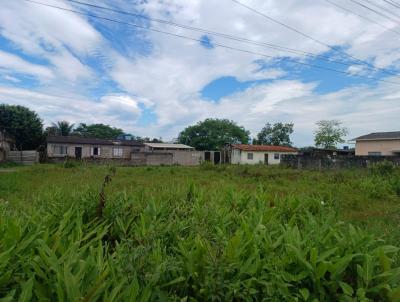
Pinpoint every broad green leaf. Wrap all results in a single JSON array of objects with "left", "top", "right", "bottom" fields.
[
  {"left": 18, "top": 277, "right": 34, "bottom": 302},
  {"left": 339, "top": 281, "right": 354, "bottom": 296}
]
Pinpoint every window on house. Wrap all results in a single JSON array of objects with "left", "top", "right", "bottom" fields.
[
  {"left": 113, "top": 147, "right": 123, "bottom": 157},
  {"left": 368, "top": 152, "right": 382, "bottom": 156},
  {"left": 274, "top": 153, "right": 280, "bottom": 160},
  {"left": 91, "top": 147, "right": 100, "bottom": 156},
  {"left": 53, "top": 145, "right": 67, "bottom": 155},
  {"left": 247, "top": 153, "right": 253, "bottom": 160}
]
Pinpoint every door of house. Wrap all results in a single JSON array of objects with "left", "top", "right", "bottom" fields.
[
  {"left": 264, "top": 154, "right": 269, "bottom": 165},
  {"left": 75, "top": 147, "right": 82, "bottom": 159}
]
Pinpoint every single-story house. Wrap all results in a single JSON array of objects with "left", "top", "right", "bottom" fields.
[
  {"left": 47, "top": 136, "right": 143, "bottom": 160},
  {"left": 229, "top": 144, "right": 298, "bottom": 165},
  {"left": 354, "top": 131, "right": 400, "bottom": 156},
  {"left": 0, "top": 131, "right": 14, "bottom": 162},
  {"left": 46, "top": 136, "right": 203, "bottom": 166}
]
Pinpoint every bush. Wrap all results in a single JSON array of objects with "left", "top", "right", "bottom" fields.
[
  {"left": 62, "top": 157, "right": 82, "bottom": 169},
  {"left": 0, "top": 161, "right": 21, "bottom": 168},
  {"left": 370, "top": 160, "right": 395, "bottom": 177},
  {"left": 360, "top": 178, "right": 392, "bottom": 199},
  {"left": 391, "top": 176, "right": 400, "bottom": 197}
]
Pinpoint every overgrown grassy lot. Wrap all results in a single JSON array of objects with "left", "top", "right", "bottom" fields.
[{"left": 1, "top": 162, "right": 400, "bottom": 301}]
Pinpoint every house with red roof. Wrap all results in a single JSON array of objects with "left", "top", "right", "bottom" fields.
[{"left": 230, "top": 144, "right": 297, "bottom": 165}]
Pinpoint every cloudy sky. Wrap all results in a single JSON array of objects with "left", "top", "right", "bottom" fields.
[{"left": 1, "top": 0, "right": 399, "bottom": 146}]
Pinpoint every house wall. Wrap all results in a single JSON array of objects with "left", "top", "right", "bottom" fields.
[
  {"left": 231, "top": 149, "right": 297, "bottom": 165},
  {"left": 355, "top": 140, "right": 400, "bottom": 156},
  {"left": 171, "top": 151, "right": 203, "bottom": 165},
  {"left": 130, "top": 152, "right": 173, "bottom": 165},
  {"left": 0, "top": 141, "right": 11, "bottom": 162},
  {"left": 143, "top": 149, "right": 202, "bottom": 165},
  {"left": 47, "top": 143, "right": 134, "bottom": 159}
]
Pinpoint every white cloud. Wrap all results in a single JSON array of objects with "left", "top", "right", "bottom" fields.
[
  {"left": 1, "top": 0, "right": 400, "bottom": 144},
  {"left": 0, "top": 86, "right": 142, "bottom": 130},
  {"left": 0, "top": 0, "right": 102, "bottom": 83},
  {"left": 1, "top": 75, "right": 21, "bottom": 83},
  {"left": 0, "top": 50, "right": 53, "bottom": 79}
]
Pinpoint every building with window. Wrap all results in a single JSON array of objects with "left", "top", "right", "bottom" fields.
[
  {"left": 46, "top": 136, "right": 203, "bottom": 165},
  {"left": 47, "top": 136, "right": 142, "bottom": 161},
  {"left": 228, "top": 144, "right": 297, "bottom": 165},
  {"left": 354, "top": 131, "right": 400, "bottom": 156}
]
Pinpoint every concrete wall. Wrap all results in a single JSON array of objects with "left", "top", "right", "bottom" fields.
[
  {"left": 282, "top": 154, "right": 400, "bottom": 169},
  {"left": 147, "top": 150, "right": 203, "bottom": 165},
  {"left": 131, "top": 152, "right": 173, "bottom": 166},
  {"left": 47, "top": 143, "right": 134, "bottom": 159},
  {"left": 8, "top": 151, "right": 39, "bottom": 165},
  {"left": 171, "top": 150, "right": 202, "bottom": 165},
  {"left": 355, "top": 140, "right": 400, "bottom": 156},
  {"left": 231, "top": 149, "right": 296, "bottom": 165}
]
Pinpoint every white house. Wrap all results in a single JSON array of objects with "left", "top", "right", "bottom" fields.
[{"left": 230, "top": 144, "right": 297, "bottom": 165}]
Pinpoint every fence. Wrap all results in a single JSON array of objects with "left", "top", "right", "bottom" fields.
[
  {"left": 7, "top": 151, "right": 39, "bottom": 165},
  {"left": 281, "top": 154, "right": 400, "bottom": 170}
]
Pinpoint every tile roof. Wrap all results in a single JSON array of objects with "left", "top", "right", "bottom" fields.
[
  {"left": 46, "top": 136, "right": 143, "bottom": 146},
  {"left": 232, "top": 144, "right": 297, "bottom": 152},
  {"left": 354, "top": 131, "right": 400, "bottom": 140}
]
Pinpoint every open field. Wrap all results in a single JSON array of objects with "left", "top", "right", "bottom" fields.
[{"left": 1, "top": 163, "right": 400, "bottom": 301}]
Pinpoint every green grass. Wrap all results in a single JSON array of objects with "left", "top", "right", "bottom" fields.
[{"left": 1, "top": 163, "right": 400, "bottom": 301}]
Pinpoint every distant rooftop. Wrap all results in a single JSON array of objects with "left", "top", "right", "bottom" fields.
[
  {"left": 232, "top": 144, "right": 297, "bottom": 152},
  {"left": 354, "top": 131, "right": 400, "bottom": 141},
  {"left": 144, "top": 143, "right": 194, "bottom": 149},
  {"left": 47, "top": 136, "right": 143, "bottom": 146}
]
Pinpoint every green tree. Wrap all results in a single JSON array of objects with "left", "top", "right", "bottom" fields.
[
  {"left": 178, "top": 118, "right": 250, "bottom": 150},
  {"left": 314, "top": 120, "right": 348, "bottom": 149},
  {"left": 47, "top": 121, "right": 75, "bottom": 136},
  {"left": 73, "top": 123, "right": 124, "bottom": 139},
  {"left": 0, "top": 104, "right": 43, "bottom": 149},
  {"left": 254, "top": 122, "right": 294, "bottom": 146}
]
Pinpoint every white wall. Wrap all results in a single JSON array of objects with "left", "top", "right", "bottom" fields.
[{"left": 232, "top": 149, "right": 296, "bottom": 165}]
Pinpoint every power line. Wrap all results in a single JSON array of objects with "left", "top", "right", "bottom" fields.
[
  {"left": 362, "top": 0, "right": 400, "bottom": 20},
  {"left": 230, "top": 0, "right": 399, "bottom": 77},
  {"left": 348, "top": 0, "right": 400, "bottom": 24},
  {"left": 325, "top": 0, "right": 400, "bottom": 36},
  {"left": 61, "top": 0, "right": 372, "bottom": 70},
  {"left": 22, "top": 0, "right": 400, "bottom": 86},
  {"left": 381, "top": 0, "right": 400, "bottom": 9}
]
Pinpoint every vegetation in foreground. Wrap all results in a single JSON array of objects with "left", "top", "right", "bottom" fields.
[{"left": 1, "top": 163, "right": 400, "bottom": 301}]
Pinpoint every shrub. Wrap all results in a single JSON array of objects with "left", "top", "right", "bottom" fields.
[
  {"left": 370, "top": 160, "right": 395, "bottom": 177},
  {"left": 390, "top": 176, "right": 400, "bottom": 197},
  {"left": 360, "top": 178, "right": 392, "bottom": 199},
  {"left": 62, "top": 157, "right": 81, "bottom": 169},
  {"left": 0, "top": 161, "right": 21, "bottom": 168}
]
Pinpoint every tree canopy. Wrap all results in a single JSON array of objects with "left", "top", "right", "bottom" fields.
[
  {"left": 314, "top": 120, "right": 348, "bottom": 149},
  {"left": 254, "top": 122, "right": 294, "bottom": 146},
  {"left": 177, "top": 118, "right": 250, "bottom": 150},
  {"left": 0, "top": 104, "right": 43, "bottom": 150},
  {"left": 47, "top": 121, "right": 75, "bottom": 136},
  {"left": 73, "top": 123, "right": 124, "bottom": 139}
]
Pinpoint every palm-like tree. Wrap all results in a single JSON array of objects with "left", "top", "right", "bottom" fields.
[{"left": 51, "top": 121, "right": 75, "bottom": 136}]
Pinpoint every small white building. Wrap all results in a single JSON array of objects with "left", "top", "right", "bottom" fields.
[{"left": 230, "top": 144, "right": 297, "bottom": 165}]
